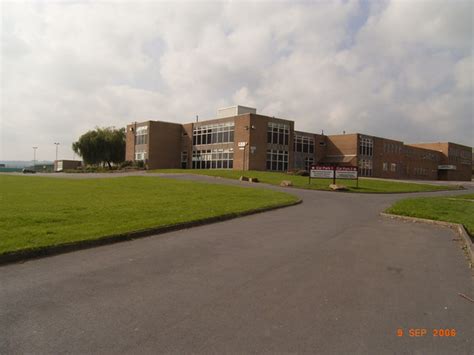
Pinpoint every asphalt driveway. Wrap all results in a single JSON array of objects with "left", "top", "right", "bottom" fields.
[{"left": 0, "top": 174, "right": 472, "bottom": 354}]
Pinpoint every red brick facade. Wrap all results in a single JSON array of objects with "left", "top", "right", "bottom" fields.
[{"left": 125, "top": 111, "right": 472, "bottom": 181}]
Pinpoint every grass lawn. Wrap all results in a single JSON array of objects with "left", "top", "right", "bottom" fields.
[
  {"left": 386, "top": 193, "right": 474, "bottom": 236},
  {"left": 0, "top": 175, "right": 298, "bottom": 255},
  {"left": 149, "top": 169, "right": 459, "bottom": 193}
]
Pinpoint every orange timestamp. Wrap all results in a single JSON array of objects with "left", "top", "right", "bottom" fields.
[{"left": 397, "top": 328, "right": 457, "bottom": 337}]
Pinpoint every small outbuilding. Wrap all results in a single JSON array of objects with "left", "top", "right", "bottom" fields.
[{"left": 54, "top": 160, "right": 82, "bottom": 172}]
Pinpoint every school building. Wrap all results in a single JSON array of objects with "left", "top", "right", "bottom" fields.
[{"left": 125, "top": 105, "right": 472, "bottom": 181}]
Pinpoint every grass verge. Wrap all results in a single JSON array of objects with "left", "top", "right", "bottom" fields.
[
  {"left": 0, "top": 175, "right": 298, "bottom": 256},
  {"left": 386, "top": 193, "right": 474, "bottom": 237},
  {"left": 149, "top": 169, "right": 459, "bottom": 193}
]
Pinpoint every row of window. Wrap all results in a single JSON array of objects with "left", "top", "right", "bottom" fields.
[
  {"left": 192, "top": 149, "right": 234, "bottom": 169},
  {"left": 413, "top": 167, "right": 429, "bottom": 176},
  {"left": 294, "top": 154, "right": 315, "bottom": 171},
  {"left": 266, "top": 149, "right": 289, "bottom": 171},
  {"left": 450, "top": 148, "right": 471, "bottom": 163},
  {"left": 422, "top": 152, "right": 438, "bottom": 161},
  {"left": 382, "top": 162, "right": 397, "bottom": 172},
  {"left": 193, "top": 122, "right": 235, "bottom": 146},
  {"left": 359, "top": 159, "right": 373, "bottom": 176},
  {"left": 359, "top": 137, "right": 373, "bottom": 157},
  {"left": 135, "top": 126, "right": 148, "bottom": 145},
  {"left": 267, "top": 122, "right": 290, "bottom": 146},
  {"left": 294, "top": 135, "right": 315, "bottom": 153},
  {"left": 383, "top": 143, "right": 402, "bottom": 154},
  {"left": 405, "top": 148, "right": 439, "bottom": 161}
]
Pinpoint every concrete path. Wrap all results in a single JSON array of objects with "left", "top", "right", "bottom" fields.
[{"left": 0, "top": 174, "right": 472, "bottom": 354}]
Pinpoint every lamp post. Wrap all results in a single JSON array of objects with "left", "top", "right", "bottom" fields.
[
  {"left": 54, "top": 142, "right": 60, "bottom": 161},
  {"left": 32, "top": 147, "right": 38, "bottom": 170}
]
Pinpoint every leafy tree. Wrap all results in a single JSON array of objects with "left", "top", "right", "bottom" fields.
[{"left": 72, "top": 127, "right": 126, "bottom": 168}]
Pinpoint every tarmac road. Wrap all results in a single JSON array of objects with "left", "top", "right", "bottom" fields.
[{"left": 0, "top": 174, "right": 472, "bottom": 354}]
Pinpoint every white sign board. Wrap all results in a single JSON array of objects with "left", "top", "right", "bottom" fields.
[
  {"left": 310, "top": 166, "right": 334, "bottom": 178},
  {"left": 438, "top": 165, "right": 456, "bottom": 170},
  {"left": 335, "top": 167, "right": 358, "bottom": 179},
  {"left": 238, "top": 142, "right": 247, "bottom": 147}
]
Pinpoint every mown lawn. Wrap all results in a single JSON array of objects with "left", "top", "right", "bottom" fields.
[
  {"left": 0, "top": 175, "right": 298, "bottom": 255},
  {"left": 149, "top": 169, "right": 459, "bottom": 193},
  {"left": 386, "top": 194, "right": 474, "bottom": 236}
]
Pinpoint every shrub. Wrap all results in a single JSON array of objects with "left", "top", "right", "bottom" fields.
[
  {"left": 120, "top": 160, "right": 133, "bottom": 169},
  {"left": 286, "top": 169, "right": 309, "bottom": 176},
  {"left": 296, "top": 170, "right": 309, "bottom": 176}
]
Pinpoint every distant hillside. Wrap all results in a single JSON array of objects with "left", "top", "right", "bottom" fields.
[{"left": 0, "top": 161, "right": 53, "bottom": 168}]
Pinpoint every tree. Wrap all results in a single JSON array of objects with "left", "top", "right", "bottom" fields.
[{"left": 72, "top": 127, "right": 126, "bottom": 168}]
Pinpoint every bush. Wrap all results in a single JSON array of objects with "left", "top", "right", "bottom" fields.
[
  {"left": 286, "top": 169, "right": 309, "bottom": 176},
  {"left": 296, "top": 170, "right": 309, "bottom": 176},
  {"left": 120, "top": 160, "right": 133, "bottom": 169}
]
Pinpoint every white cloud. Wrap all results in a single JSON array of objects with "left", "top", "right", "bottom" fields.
[{"left": 1, "top": 0, "right": 472, "bottom": 161}]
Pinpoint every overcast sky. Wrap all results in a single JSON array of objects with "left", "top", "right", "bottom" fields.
[{"left": 1, "top": 0, "right": 472, "bottom": 161}]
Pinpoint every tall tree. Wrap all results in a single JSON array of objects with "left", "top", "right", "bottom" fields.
[{"left": 72, "top": 127, "right": 125, "bottom": 168}]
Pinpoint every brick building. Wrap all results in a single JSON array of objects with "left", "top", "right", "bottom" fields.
[{"left": 125, "top": 106, "right": 472, "bottom": 181}]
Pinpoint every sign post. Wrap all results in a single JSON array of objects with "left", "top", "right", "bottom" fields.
[
  {"left": 309, "top": 166, "right": 335, "bottom": 184},
  {"left": 310, "top": 165, "right": 358, "bottom": 186}
]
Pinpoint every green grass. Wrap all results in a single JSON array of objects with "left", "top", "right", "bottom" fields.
[
  {"left": 149, "top": 169, "right": 459, "bottom": 193},
  {"left": 0, "top": 175, "right": 298, "bottom": 255},
  {"left": 386, "top": 194, "right": 474, "bottom": 236}
]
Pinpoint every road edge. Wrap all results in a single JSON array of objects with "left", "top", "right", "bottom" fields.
[
  {"left": 0, "top": 198, "right": 302, "bottom": 266},
  {"left": 380, "top": 212, "right": 473, "bottom": 266},
  {"left": 148, "top": 172, "right": 462, "bottom": 194}
]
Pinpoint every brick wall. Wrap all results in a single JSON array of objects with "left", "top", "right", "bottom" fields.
[
  {"left": 181, "top": 123, "right": 193, "bottom": 168},
  {"left": 124, "top": 114, "right": 472, "bottom": 181},
  {"left": 372, "top": 137, "right": 404, "bottom": 179},
  {"left": 147, "top": 121, "right": 182, "bottom": 169},
  {"left": 233, "top": 114, "right": 252, "bottom": 171},
  {"left": 125, "top": 123, "right": 137, "bottom": 162},
  {"left": 410, "top": 142, "right": 472, "bottom": 181},
  {"left": 402, "top": 145, "right": 441, "bottom": 180}
]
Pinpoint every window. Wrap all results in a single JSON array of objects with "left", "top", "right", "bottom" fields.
[
  {"left": 414, "top": 167, "right": 428, "bottom": 176},
  {"left": 135, "top": 126, "right": 148, "bottom": 145},
  {"left": 358, "top": 159, "right": 372, "bottom": 176},
  {"left": 305, "top": 157, "right": 314, "bottom": 171},
  {"left": 384, "top": 143, "right": 401, "bottom": 154},
  {"left": 192, "top": 148, "right": 233, "bottom": 169},
  {"left": 383, "top": 162, "right": 388, "bottom": 171},
  {"left": 359, "top": 136, "right": 373, "bottom": 156},
  {"left": 294, "top": 134, "right": 315, "bottom": 153},
  {"left": 135, "top": 150, "right": 147, "bottom": 161},
  {"left": 390, "top": 163, "right": 397, "bottom": 172},
  {"left": 192, "top": 122, "right": 234, "bottom": 146},
  {"left": 266, "top": 149, "right": 288, "bottom": 171},
  {"left": 267, "top": 122, "right": 290, "bottom": 146}
]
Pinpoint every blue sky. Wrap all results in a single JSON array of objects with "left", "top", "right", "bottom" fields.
[{"left": 1, "top": 0, "right": 472, "bottom": 161}]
